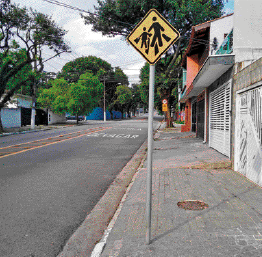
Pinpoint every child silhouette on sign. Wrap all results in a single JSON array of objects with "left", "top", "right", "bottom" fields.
[
  {"left": 148, "top": 16, "right": 171, "bottom": 55},
  {"left": 134, "top": 27, "right": 152, "bottom": 54}
]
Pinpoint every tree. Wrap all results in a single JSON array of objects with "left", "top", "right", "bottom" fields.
[
  {"left": 0, "top": 0, "right": 69, "bottom": 131},
  {"left": 83, "top": 0, "right": 225, "bottom": 126},
  {"left": 58, "top": 57, "right": 129, "bottom": 120},
  {"left": 114, "top": 66, "right": 128, "bottom": 86},
  {"left": 68, "top": 72, "right": 103, "bottom": 123},
  {"left": 37, "top": 78, "right": 70, "bottom": 114},
  {"left": 130, "top": 83, "right": 143, "bottom": 116},
  {"left": 4, "top": 48, "right": 34, "bottom": 96},
  {"left": 37, "top": 73, "right": 103, "bottom": 124},
  {"left": 114, "top": 85, "right": 132, "bottom": 118},
  {"left": 57, "top": 56, "right": 113, "bottom": 83}
]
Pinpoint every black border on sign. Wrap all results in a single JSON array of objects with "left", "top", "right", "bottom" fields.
[{"left": 127, "top": 9, "right": 180, "bottom": 65}]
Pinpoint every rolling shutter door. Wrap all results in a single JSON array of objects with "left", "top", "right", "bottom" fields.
[{"left": 209, "top": 81, "right": 231, "bottom": 157}]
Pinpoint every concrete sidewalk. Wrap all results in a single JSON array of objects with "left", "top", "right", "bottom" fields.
[{"left": 97, "top": 126, "right": 262, "bottom": 257}]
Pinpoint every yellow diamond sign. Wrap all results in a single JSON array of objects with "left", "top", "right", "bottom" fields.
[{"left": 127, "top": 9, "right": 180, "bottom": 64}]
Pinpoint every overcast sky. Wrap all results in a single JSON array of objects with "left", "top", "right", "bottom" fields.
[{"left": 12, "top": 0, "right": 234, "bottom": 85}]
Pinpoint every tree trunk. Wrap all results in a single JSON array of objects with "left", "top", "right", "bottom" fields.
[
  {"left": 127, "top": 107, "right": 130, "bottom": 118},
  {"left": 161, "top": 91, "right": 173, "bottom": 128},
  {"left": 76, "top": 114, "right": 79, "bottom": 124},
  {"left": 165, "top": 107, "right": 173, "bottom": 128}
]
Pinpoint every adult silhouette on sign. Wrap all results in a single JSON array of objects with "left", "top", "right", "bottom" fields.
[{"left": 148, "top": 16, "right": 171, "bottom": 55}]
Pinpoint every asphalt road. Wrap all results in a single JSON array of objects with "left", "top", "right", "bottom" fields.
[{"left": 0, "top": 117, "right": 161, "bottom": 257}]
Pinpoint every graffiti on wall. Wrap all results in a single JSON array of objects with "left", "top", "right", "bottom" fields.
[
  {"left": 236, "top": 87, "right": 262, "bottom": 186},
  {"left": 239, "top": 120, "right": 247, "bottom": 174}
]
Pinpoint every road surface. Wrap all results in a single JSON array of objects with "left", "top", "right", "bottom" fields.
[{"left": 0, "top": 117, "right": 161, "bottom": 257}]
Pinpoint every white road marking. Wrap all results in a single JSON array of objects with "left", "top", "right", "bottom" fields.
[
  {"left": 111, "top": 127, "right": 142, "bottom": 130},
  {"left": 86, "top": 133, "right": 139, "bottom": 139}
]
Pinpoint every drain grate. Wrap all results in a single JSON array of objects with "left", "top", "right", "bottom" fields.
[{"left": 177, "top": 200, "right": 208, "bottom": 211}]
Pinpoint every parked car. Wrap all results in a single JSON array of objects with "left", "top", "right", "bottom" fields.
[{"left": 66, "top": 116, "right": 84, "bottom": 121}]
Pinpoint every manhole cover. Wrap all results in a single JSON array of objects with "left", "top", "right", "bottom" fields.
[{"left": 177, "top": 200, "right": 208, "bottom": 210}]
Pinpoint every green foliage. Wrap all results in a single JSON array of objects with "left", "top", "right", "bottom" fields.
[
  {"left": 114, "top": 84, "right": 132, "bottom": 116},
  {"left": 0, "top": 0, "right": 69, "bottom": 109},
  {"left": 57, "top": 56, "right": 130, "bottom": 119},
  {"left": 70, "top": 72, "right": 103, "bottom": 115},
  {"left": 3, "top": 48, "right": 34, "bottom": 94},
  {"left": 129, "top": 83, "right": 143, "bottom": 112},
  {"left": 115, "top": 0, "right": 225, "bottom": 118},
  {"left": 114, "top": 67, "right": 129, "bottom": 85},
  {"left": 57, "top": 56, "right": 113, "bottom": 83},
  {"left": 37, "top": 73, "right": 103, "bottom": 117},
  {"left": 37, "top": 78, "right": 70, "bottom": 114},
  {"left": 115, "top": 85, "right": 132, "bottom": 105},
  {"left": 82, "top": 0, "right": 224, "bottom": 39}
]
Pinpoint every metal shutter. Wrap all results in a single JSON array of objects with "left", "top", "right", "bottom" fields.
[{"left": 209, "top": 81, "right": 231, "bottom": 157}]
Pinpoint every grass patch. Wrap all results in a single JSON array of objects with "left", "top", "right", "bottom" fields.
[{"left": 174, "top": 120, "right": 184, "bottom": 124}]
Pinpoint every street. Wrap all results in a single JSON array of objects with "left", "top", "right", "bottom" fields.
[{"left": 0, "top": 117, "right": 161, "bottom": 257}]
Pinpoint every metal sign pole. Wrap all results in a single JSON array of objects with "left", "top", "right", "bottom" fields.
[{"left": 146, "top": 64, "right": 155, "bottom": 245}]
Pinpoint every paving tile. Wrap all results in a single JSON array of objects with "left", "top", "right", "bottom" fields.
[{"left": 100, "top": 129, "right": 262, "bottom": 257}]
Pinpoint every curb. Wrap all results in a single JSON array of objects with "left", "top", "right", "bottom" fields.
[
  {"left": 90, "top": 121, "right": 164, "bottom": 257},
  {"left": 0, "top": 125, "right": 79, "bottom": 137},
  {"left": 0, "top": 128, "right": 52, "bottom": 137},
  {"left": 57, "top": 121, "right": 162, "bottom": 257},
  {"left": 90, "top": 142, "right": 148, "bottom": 257}
]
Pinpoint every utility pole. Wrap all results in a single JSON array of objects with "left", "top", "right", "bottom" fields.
[
  {"left": 31, "top": 44, "right": 37, "bottom": 130},
  {"left": 104, "top": 78, "right": 106, "bottom": 122}
]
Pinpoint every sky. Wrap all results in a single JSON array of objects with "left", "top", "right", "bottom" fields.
[{"left": 11, "top": 0, "right": 234, "bottom": 85}]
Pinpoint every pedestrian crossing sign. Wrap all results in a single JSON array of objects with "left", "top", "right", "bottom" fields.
[{"left": 127, "top": 9, "right": 180, "bottom": 64}]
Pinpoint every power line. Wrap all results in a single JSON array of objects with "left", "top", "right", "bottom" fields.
[
  {"left": 44, "top": 62, "right": 60, "bottom": 72},
  {"left": 44, "top": 52, "right": 76, "bottom": 62},
  {"left": 42, "top": 0, "right": 135, "bottom": 27}
]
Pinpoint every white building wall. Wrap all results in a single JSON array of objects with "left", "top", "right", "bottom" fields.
[
  {"left": 47, "top": 109, "right": 66, "bottom": 125},
  {"left": 1, "top": 108, "right": 21, "bottom": 128},
  {"left": 209, "top": 14, "right": 234, "bottom": 55},
  {"left": 234, "top": 0, "right": 262, "bottom": 64}
]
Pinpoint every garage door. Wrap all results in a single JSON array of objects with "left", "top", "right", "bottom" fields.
[
  {"left": 209, "top": 80, "right": 231, "bottom": 157},
  {"left": 235, "top": 86, "right": 262, "bottom": 187}
]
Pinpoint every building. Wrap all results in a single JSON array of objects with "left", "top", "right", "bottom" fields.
[
  {"left": 232, "top": 0, "right": 262, "bottom": 187},
  {"left": 180, "top": 13, "right": 234, "bottom": 157},
  {"left": 179, "top": 0, "right": 262, "bottom": 187},
  {"left": 0, "top": 94, "right": 66, "bottom": 128}
]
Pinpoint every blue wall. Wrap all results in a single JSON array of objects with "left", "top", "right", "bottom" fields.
[
  {"left": 85, "top": 107, "right": 123, "bottom": 120},
  {"left": 1, "top": 108, "right": 21, "bottom": 128}
]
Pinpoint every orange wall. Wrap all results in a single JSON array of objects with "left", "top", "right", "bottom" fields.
[
  {"left": 186, "top": 54, "right": 200, "bottom": 88},
  {"left": 181, "top": 54, "right": 200, "bottom": 133},
  {"left": 181, "top": 99, "right": 191, "bottom": 132}
]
